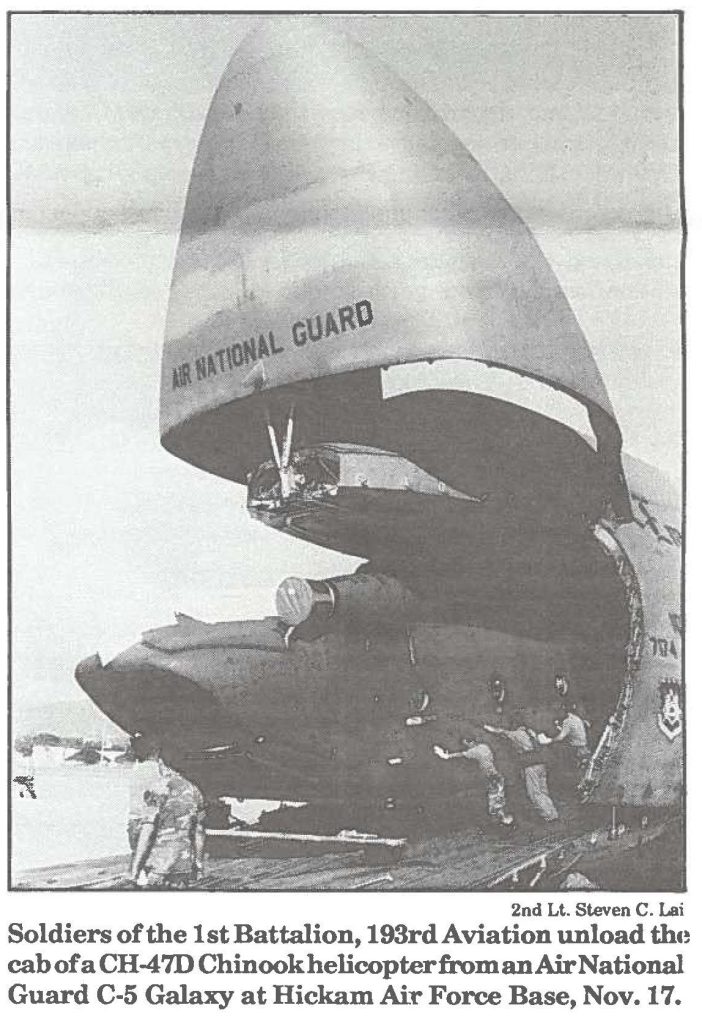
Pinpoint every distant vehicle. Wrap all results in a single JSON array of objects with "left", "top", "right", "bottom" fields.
[{"left": 76, "top": 21, "right": 682, "bottom": 854}]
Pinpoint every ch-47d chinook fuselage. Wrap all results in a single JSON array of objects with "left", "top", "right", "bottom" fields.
[{"left": 75, "top": 19, "right": 682, "bottom": 843}]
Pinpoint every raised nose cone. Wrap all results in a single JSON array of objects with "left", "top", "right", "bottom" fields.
[
  {"left": 177, "top": 16, "right": 498, "bottom": 240},
  {"left": 161, "top": 17, "right": 626, "bottom": 512}
]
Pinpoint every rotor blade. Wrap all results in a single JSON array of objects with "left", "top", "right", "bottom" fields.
[
  {"left": 281, "top": 404, "right": 295, "bottom": 470},
  {"left": 264, "top": 414, "right": 282, "bottom": 469}
]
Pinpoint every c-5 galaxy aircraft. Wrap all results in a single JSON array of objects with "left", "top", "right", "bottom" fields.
[{"left": 76, "top": 20, "right": 682, "bottom": 865}]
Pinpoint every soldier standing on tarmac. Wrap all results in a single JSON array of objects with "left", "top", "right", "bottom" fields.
[{"left": 128, "top": 737, "right": 206, "bottom": 889}]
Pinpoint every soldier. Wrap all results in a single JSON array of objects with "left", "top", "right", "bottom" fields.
[
  {"left": 433, "top": 725, "right": 514, "bottom": 827},
  {"left": 128, "top": 737, "right": 206, "bottom": 889},
  {"left": 538, "top": 700, "right": 591, "bottom": 770},
  {"left": 484, "top": 714, "right": 559, "bottom": 822},
  {"left": 127, "top": 736, "right": 164, "bottom": 860}
]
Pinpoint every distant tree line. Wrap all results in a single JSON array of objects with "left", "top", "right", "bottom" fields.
[{"left": 14, "top": 733, "right": 131, "bottom": 763}]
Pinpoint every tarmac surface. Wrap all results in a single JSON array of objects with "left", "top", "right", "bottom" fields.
[{"left": 13, "top": 813, "right": 682, "bottom": 892}]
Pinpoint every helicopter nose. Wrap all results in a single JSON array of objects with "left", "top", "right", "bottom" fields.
[{"left": 75, "top": 649, "right": 227, "bottom": 743}]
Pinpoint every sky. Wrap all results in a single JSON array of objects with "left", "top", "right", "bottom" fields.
[
  {"left": 11, "top": 13, "right": 679, "bottom": 233},
  {"left": 9, "top": 13, "right": 682, "bottom": 711}
]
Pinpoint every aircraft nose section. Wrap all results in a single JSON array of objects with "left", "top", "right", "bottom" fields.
[
  {"left": 75, "top": 652, "right": 103, "bottom": 681},
  {"left": 75, "top": 646, "right": 227, "bottom": 743}
]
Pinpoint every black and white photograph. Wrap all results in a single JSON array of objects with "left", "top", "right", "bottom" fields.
[{"left": 8, "top": 10, "right": 683, "bottom": 893}]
